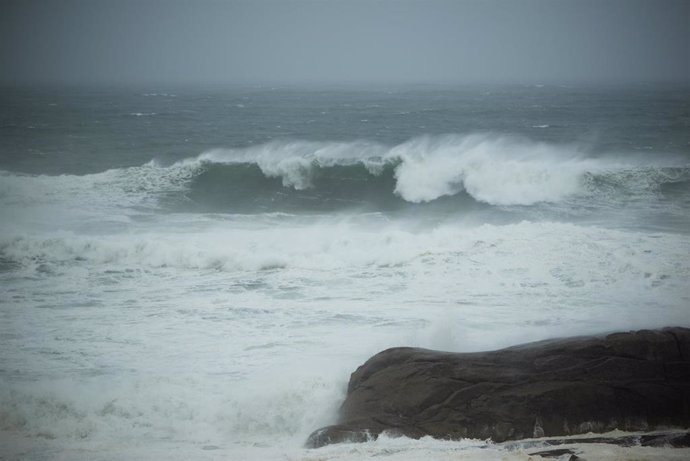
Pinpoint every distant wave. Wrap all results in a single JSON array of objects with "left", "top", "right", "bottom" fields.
[{"left": 1, "top": 134, "right": 688, "bottom": 214}]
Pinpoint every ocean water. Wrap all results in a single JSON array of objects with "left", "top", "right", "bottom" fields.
[{"left": 1, "top": 84, "right": 689, "bottom": 460}]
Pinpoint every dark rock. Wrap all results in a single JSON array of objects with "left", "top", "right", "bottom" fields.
[
  {"left": 306, "top": 327, "right": 690, "bottom": 448},
  {"left": 528, "top": 448, "right": 581, "bottom": 460},
  {"left": 640, "top": 431, "right": 690, "bottom": 448},
  {"left": 306, "top": 426, "right": 375, "bottom": 448},
  {"left": 498, "top": 429, "right": 690, "bottom": 460},
  {"left": 504, "top": 430, "right": 690, "bottom": 449}
]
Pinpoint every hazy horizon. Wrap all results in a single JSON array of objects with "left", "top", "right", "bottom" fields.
[{"left": 1, "top": 0, "right": 688, "bottom": 86}]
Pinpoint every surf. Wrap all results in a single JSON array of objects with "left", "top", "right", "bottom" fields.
[{"left": 1, "top": 134, "right": 688, "bottom": 216}]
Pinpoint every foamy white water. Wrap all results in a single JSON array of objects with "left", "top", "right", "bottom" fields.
[{"left": 2, "top": 211, "right": 689, "bottom": 459}]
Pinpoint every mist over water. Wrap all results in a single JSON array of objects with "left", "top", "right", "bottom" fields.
[
  {"left": 2, "top": 0, "right": 688, "bottom": 86},
  {"left": 1, "top": 84, "right": 689, "bottom": 460}
]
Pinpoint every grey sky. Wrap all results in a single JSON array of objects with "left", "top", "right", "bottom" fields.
[{"left": 1, "top": 0, "right": 688, "bottom": 85}]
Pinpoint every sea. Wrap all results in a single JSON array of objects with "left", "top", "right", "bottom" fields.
[{"left": 1, "top": 83, "right": 689, "bottom": 460}]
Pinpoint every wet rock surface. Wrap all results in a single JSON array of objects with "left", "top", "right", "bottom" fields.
[{"left": 307, "top": 327, "right": 690, "bottom": 448}]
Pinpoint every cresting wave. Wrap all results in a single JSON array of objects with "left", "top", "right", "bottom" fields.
[
  {"left": 189, "top": 134, "right": 600, "bottom": 206},
  {"left": 1, "top": 134, "right": 688, "bottom": 213}
]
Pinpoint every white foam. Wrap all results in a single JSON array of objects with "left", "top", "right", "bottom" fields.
[
  {"left": 2, "top": 219, "right": 688, "bottom": 313},
  {"left": 388, "top": 134, "right": 599, "bottom": 205},
  {"left": 0, "top": 162, "right": 199, "bottom": 234},
  {"left": 0, "top": 371, "right": 343, "bottom": 447},
  {"left": 2, "top": 217, "right": 689, "bottom": 460}
]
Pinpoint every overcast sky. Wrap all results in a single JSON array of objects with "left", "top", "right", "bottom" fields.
[{"left": 1, "top": 0, "right": 688, "bottom": 85}]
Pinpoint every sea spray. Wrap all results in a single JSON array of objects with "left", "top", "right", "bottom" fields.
[{"left": 388, "top": 134, "right": 596, "bottom": 204}]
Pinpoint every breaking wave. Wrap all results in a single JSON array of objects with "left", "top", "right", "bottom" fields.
[
  {"left": 1, "top": 134, "right": 687, "bottom": 214},
  {"left": 188, "top": 134, "right": 599, "bottom": 206}
]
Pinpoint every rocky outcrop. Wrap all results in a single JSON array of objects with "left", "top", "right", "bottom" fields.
[{"left": 307, "top": 327, "right": 690, "bottom": 448}]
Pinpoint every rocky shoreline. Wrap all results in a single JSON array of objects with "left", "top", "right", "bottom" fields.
[{"left": 307, "top": 327, "right": 690, "bottom": 451}]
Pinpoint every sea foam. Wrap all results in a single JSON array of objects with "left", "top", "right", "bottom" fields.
[{"left": 387, "top": 134, "right": 595, "bottom": 204}]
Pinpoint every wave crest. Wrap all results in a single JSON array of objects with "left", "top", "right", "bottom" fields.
[
  {"left": 389, "top": 134, "right": 595, "bottom": 205},
  {"left": 2, "top": 134, "right": 687, "bottom": 215},
  {"left": 182, "top": 134, "right": 599, "bottom": 206},
  {"left": 195, "top": 140, "right": 388, "bottom": 190}
]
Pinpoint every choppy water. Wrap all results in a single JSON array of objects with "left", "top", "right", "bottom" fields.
[{"left": 1, "top": 84, "right": 689, "bottom": 460}]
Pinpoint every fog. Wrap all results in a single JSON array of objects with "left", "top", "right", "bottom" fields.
[{"left": 1, "top": 0, "right": 688, "bottom": 85}]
